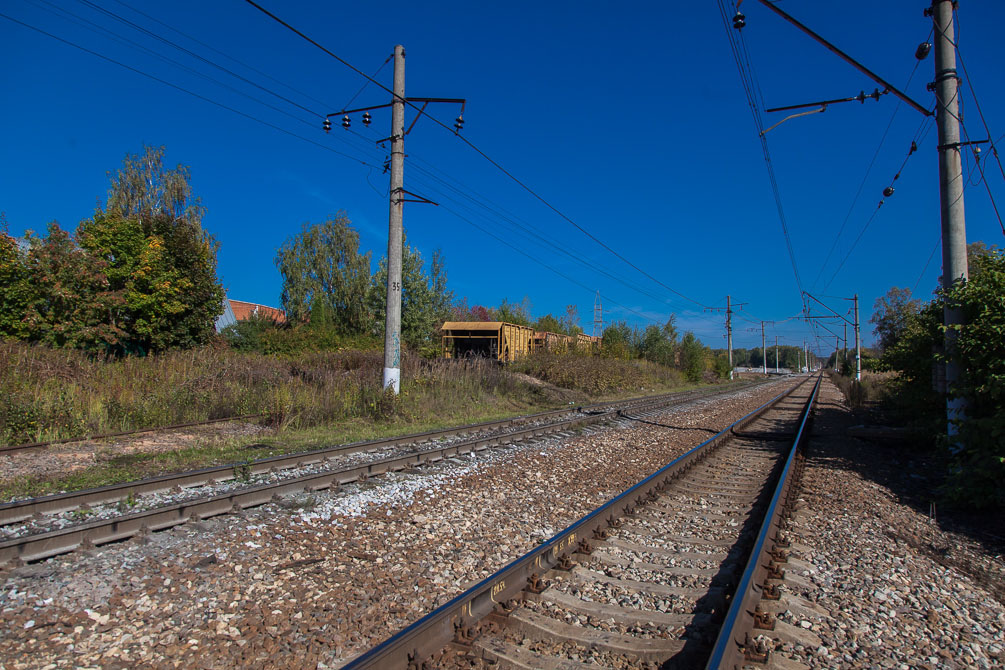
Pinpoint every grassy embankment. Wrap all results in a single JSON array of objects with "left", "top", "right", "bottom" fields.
[{"left": 0, "top": 342, "right": 716, "bottom": 498}]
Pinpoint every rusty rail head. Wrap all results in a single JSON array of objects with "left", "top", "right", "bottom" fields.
[
  {"left": 340, "top": 379, "right": 808, "bottom": 670},
  {"left": 705, "top": 374, "right": 822, "bottom": 670}
]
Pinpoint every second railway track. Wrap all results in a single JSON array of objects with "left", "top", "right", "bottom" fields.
[{"left": 0, "top": 379, "right": 772, "bottom": 565}]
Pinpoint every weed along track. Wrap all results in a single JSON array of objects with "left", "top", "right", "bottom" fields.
[
  {"left": 0, "top": 381, "right": 770, "bottom": 564},
  {"left": 341, "top": 376, "right": 820, "bottom": 670}
]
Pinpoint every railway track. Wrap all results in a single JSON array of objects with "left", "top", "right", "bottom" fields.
[
  {"left": 0, "top": 379, "right": 772, "bottom": 565},
  {"left": 340, "top": 375, "right": 820, "bottom": 669}
]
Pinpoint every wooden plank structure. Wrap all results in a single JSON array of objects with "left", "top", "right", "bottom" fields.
[{"left": 440, "top": 322, "right": 535, "bottom": 363}]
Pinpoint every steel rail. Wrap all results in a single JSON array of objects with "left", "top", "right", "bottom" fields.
[
  {"left": 705, "top": 374, "right": 822, "bottom": 669},
  {"left": 0, "top": 382, "right": 759, "bottom": 527},
  {"left": 0, "top": 381, "right": 770, "bottom": 564},
  {"left": 339, "top": 377, "right": 813, "bottom": 669}
]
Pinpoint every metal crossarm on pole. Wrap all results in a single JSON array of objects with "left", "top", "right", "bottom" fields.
[{"left": 753, "top": 0, "right": 931, "bottom": 117}]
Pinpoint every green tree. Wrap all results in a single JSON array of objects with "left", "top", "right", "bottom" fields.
[
  {"left": 369, "top": 244, "right": 453, "bottom": 351},
  {"left": 601, "top": 321, "right": 635, "bottom": 360},
  {"left": 22, "top": 223, "right": 124, "bottom": 349},
  {"left": 78, "top": 146, "right": 224, "bottom": 352},
  {"left": 870, "top": 287, "right": 921, "bottom": 352},
  {"left": 533, "top": 314, "right": 563, "bottom": 333},
  {"left": 560, "top": 304, "right": 582, "bottom": 335},
  {"left": 638, "top": 320, "right": 677, "bottom": 368},
  {"left": 943, "top": 248, "right": 1005, "bottom": 507},
  {"left": 0, "top": 214, "right": 33, "bottom": 340},
  {"left": 494, "top": 297, "right": 532, "bottom": 326},
  {"left": 275, "top": 213, "right": 372, "bottom": 333},
  {"left": 679, "top": 331, "right": 707, "bottom": 382}
]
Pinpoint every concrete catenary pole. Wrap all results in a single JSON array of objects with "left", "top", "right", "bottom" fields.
[
  {"left": 382, "top": 45, "right": 406, "bottom": 394},
  {"left": 931, "top": 0, "right": 969, "bottom": 433},
  {"left": 843, "top": 321, "right": 848, "bottom": 372},
  {"left": 726, "top": 295, "right": 733, "bottom": 380},
  {"left": 775, "top": 335, "right": 779, "bottom": 373},
  {"left": 835, "top": 337, "right": 840, "bottom": 371},
  {"left": 853, "top": 293, "right": 861, "bottom": 382},
  {"left": 761, "top": 321, "right": 766, "bottom": 375}
]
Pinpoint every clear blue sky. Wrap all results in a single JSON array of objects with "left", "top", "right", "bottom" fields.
[{"left": 2, "top": 0, "right": 1003, "bottom": 357}]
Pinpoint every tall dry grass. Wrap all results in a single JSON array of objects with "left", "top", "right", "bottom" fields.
[
  {"left": 0, "top": 341, "right": 542, "bottom": 446},
  {"left": 827, "top": 369, "right": 895, "bottom": 408},
  {"left": 513, "top": 351, "right": 686, "bottom": 396}
]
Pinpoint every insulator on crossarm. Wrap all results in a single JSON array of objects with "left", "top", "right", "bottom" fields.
[
  {"left": 323, "top": 118, "right": 332, "bottom": 133},
  {"left": 733, "top": 11, "right": 745, "bottom": 29},
  {"left": 454, "top": 115, "right": 464, "bottom": 133},
  {"left": 362, "top": 112, "right": 372, "bottom": 127},
  {"left": 342, "top": 114, "right": 351, "bottom": 129},
  {"left": 974, "top": 145, "right": 981, "bottom": 163}
]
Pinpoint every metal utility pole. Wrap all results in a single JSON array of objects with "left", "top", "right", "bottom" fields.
[
  {"left": 761, "top": 321, "right": 766, "bottom": 375},
  {"left": 930, "top": 0, "right": 969, "bottom": 432},
  {"left": 775, "top": 335, "right": 779, "bottom": 373},
  {"left": 726, "top": 295, "right": 733, "bottom": 379},
  {"left": 853, "top": 293, "right": 861, "bottom": 382},
  {"left": 593, "top": 291, "right": 603, "bottom": 338},
  {"left": 381, "top": 44, "right": 407, "bottom": 394}
]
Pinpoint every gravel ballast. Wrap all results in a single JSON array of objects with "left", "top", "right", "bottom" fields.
[
  {"left": 765, "top": 379, "right": 1005, "bottom": 670},
  {"left": 0, "top": 380, "right": 789, "bottom": 669},
  {"left": 4, "top": 377, "right": 1000, "bottom": 670}
]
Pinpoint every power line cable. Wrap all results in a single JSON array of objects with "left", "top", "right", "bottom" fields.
[
  {"left": 339, "top": 55, "right": 392, "bottom": 112},
  {"left": 435, "top": 202, "right": 657, "bottom": 323},
  {"left": 0, "top": 11, "right": 380, "bottom": 169},
  {"left": 76, "top": 0, "right": 323, "bottom": 119},
  {"left": 401, "top": 157, "right": 726, "bottom": 326},
  {"left": 107, "top": 0, "right": 338, "bottom": 110},
  {"left": 26, "top": 0, "right": 318, "bottom": 130},
  {"left": 913, "top": 236, "right": 941, "bottom": 294},
  {"left": 327, "top": 122, "right": 723, "bottom": 326},
  {"left": 241, "top": 0, "right": 716, "bottom": 311},
  {"left": 717, "top": 0, "right": 816, "bottom": 349},
  {"left": 821, "top": 118, "right": 935, "bottom": 292},
  {"left": 333, "top": 121, "right": 728, "bottom": 328},
  {"left": 812, "top": 44, "right": 928, "bottom": 290}
]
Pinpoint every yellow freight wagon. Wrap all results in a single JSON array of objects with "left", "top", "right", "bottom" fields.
[
  {"left": 441, "top": 322, "right": 535, "bottom": 362},
  {"left": 533, "top": 331, "right": 573, "bottom": 353}
]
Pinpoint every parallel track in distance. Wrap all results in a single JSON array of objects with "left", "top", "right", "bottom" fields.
[{"left": 0, "top": 380, "right": 774, "bottom": 565}]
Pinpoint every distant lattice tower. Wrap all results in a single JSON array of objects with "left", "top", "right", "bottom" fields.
[{"left": 593, "top": 290, "right": 603, "bottom": 337}]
